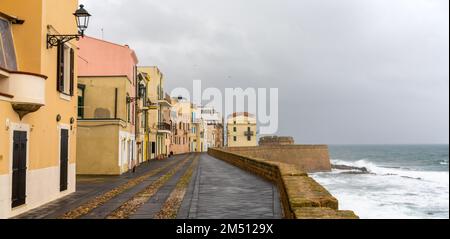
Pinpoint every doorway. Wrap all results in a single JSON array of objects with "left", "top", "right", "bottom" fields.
[
  {"left": 60, "top": 129, "right": 69, "bottom": 192},
  {"left": 12, "top": 131, "right": 27, "bottom": 208}
]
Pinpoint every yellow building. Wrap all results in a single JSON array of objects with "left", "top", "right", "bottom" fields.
[
  {"left": 194, "top": 119, "right": 207, "bottom": 152},
  {"left": 0, "top": 0, "right": 81, "bottom": 218},
  {"left": 137, "top": 66, "right": 171, "bottom": 159},
  {"left": 189, "top": 104, "right": 197, "bottom": 152},
  {"left": 227, "top": 112, "right": 258, "bottom": 147},
  {"left": 76, "top": 36, "right": 139, "bottom": 175}
]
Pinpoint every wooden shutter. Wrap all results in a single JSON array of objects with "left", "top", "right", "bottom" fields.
[
  {"left": 69, "top": 48, "right": 75, "bottom": 96},
  {"left": 60, "top": 129, "right": 69, "bottom": 192},
  {"left": 12, "top": 131, "right": 27, "bottom": 208},
  {"left": 56, "top": 45, "right": 65, "bottom": 92}
]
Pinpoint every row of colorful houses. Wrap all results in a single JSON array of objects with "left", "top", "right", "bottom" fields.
[
  {"left": 0, "top": 0, "right": 260, "bottom": 219},
  {"left": 75, "top": 36, "right": 226, "bottom": 175},
  {"left": 0, "top": 0, "right": 226, "bottom": 219}
]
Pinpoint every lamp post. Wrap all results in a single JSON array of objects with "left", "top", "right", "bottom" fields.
[{"left": 47, "top": 4, "right": 91, "bottom": 48}]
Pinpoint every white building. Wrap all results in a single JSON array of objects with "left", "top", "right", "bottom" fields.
[{"left": 197, "top": 106, "right": 223, "bottom": 150}]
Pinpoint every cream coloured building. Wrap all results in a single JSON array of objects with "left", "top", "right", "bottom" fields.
[
  {"left": 169, "top": 97, "right": 191, "bottom": 155},
  {"left": 198, "top": 106, "right": 223, "bottom": 149},
  {"left": 0, "top": 0, "right": 81, "bottom": 218},
  {"left": 227, "top": 112, "right": 257, "bottom": 147}
]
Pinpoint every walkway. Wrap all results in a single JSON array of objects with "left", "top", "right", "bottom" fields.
[
  {"left": 14, "top": 153, "right": 281, "bottom": 219},
  {"left": 178, "top": 153, "right": 282, "bottom": 219}
]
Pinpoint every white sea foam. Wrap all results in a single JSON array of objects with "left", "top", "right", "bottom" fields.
[
  {"left": 331, "top": 159, "right": 449, "bottom": 184},
  {"left": 312, "top": 159, "right": 449, "bottom": 219}
]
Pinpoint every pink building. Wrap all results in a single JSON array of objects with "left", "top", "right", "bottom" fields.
[
  {"left": 78, "top": 36, "right": 138, "bottom": 85},
  {"left": 76, "top": 36, "right": 144, "bottom": 175}
]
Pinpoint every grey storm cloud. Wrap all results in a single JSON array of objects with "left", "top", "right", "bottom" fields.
[{"left": 80, "top": 0, "right": 449, "bottom": 144}]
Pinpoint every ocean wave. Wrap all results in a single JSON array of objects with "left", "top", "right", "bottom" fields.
[
  {"left": 312, "top": 160, "right": 450, "bottom": 218},
  {"left": 330, "top": 159, "right": 449, "bottom": 184},
  {"left": 440, "top": 161, "right": 448, "bottom": 165}
]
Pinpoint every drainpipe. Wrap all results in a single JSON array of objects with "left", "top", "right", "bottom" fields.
[
  {"left": 114, "top": 88, "right": 118, "bottom": 119},
  {"left": 134, "top": 65, "right": 139, "bottom": 167}
]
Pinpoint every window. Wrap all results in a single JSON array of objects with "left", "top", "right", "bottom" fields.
[
  {"left": 77, "top": 84, "right": 85, "bottom": 119},
  {"left": 0, "top": 18, "right": 17, "bottom": 71},
  {"left": 233, "top": 136, "right": 237, "bottom": 142},
  {"left": 131, "top": 104, "right": 135, "bottom": 125},
  {"left": 56, "top": 44, "right": 74, "bottom": 95},
  {"left": 233, "top": 127, "right": 237, "bottom": 132}
]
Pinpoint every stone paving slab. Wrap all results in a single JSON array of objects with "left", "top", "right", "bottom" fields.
[
  {"left": 14, "top": 153, "right": 281, "bottom": 219},
  {"left": 14, "top": 155, "right": 187, "bottom": 219},
  {"left": 80, "top": 162, "right": 181, "bottom": 219},
  {"left": 129, "top": 157, "right": 194, "bottom": 219},
  {"left": 178, "top": 153, "right": 282, "bottom": 219}
]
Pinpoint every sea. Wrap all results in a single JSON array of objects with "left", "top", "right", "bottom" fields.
[{"left": 310, "top": 145, "right": 449, "bottom": 219}]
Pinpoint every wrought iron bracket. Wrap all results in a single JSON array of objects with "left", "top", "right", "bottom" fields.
[{"left": 47, "top": 34, "right": 81, "bottom": 48}]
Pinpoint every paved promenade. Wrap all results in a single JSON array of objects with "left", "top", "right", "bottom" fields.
[
  {"left": 14, "top": 153, "right": 281, "bottom": 219},
  {"left": 178, "top": 154, "right": 282, "bottom": 219}
]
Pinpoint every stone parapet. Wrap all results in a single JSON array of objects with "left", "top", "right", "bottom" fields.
[
  {"left": 225, "top": 145, "right": 332, "bottom": 172},
  {"left": 208, "top": 148, "right": 358, "bottom": 219},
  {"left": 259, "top": 136, "right": 295, "bottom": 146}
]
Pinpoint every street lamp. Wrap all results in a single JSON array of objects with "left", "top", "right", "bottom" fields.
[
  {"left": 139, "top": 82, "right": 146, "bottom": 99},
  {"left": 74, "top": 4, "right": 91, "bottom": 36},
  {"left": 47, "top": 4, "right": 91, "bottom": 48}
]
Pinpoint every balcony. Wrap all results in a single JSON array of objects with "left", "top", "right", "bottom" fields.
[
  {"left": 157, "top": 122, "right": 172, "bottom": 134},
  {"left": 0, "top": 69, "right": 47, "bottom": 119},
  {"left": 157, "top": 96, "right": 172, "bottom": 107}
]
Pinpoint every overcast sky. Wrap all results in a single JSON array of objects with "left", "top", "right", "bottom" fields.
[{"left": 79, "top": 0, "right": 449, "bottom": 144}]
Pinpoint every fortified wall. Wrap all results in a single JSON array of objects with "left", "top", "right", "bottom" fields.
[
  {"left": 208, "top": 147, "right": 358, "bottom": 219},
  {"left": 225, "top": 145, "right": 332, "bottom": 173},
  {"left": 259, "top": 136, "right": 295, "bottom": 146}
]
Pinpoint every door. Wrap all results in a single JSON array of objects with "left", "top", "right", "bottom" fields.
[
  {"left": 12, "top": 131, "right": 27, "bottom": 208},
  {"left": 60, "top": 129, "right": 69, "bottom": 192},
  {"left": 151, "top": 142, "right": 156, "bottom": 159}
]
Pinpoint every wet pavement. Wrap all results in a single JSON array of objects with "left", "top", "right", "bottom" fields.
[
  {"left": 178, "top": 153, "right": 282, "bottom": 219},
  {"left": 14, "top": 153, "right": 281, "bottom": 219}
]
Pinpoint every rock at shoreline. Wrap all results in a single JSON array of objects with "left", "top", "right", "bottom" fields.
[{"left": 332, "top": 164, "right": 370, "bottom": 174}]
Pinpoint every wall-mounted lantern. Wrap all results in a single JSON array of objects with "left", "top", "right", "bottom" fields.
[
  {"left": 47, "top": 4, "right": 91, "bottom": 48},
  {"left": 138, "top": 82, "right": 146, "bottom": 99}
]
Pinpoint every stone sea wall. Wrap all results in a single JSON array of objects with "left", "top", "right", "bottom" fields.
[
  {"left": 208, "top": 147, "right": 358, "bottom": 219},
  {"left": 224, "top": 145, "right": 332, "bottom": 173}
]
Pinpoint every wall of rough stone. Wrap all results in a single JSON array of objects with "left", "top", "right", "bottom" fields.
[
  {"left": 259, "top": 136, "right": 295, "bottom": 146},
  {"left": 225, "top": 145, "right": 332, "bottom": 173},
  {"left": 208, "top": 148, "right": 358, "bottom": 219}
]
